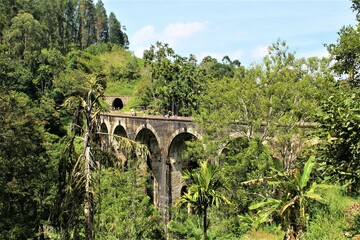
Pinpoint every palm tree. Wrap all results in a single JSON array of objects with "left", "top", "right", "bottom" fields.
[
  {"left": 177, "top": 161, "right": 230, "bottom": 240},
  {"left": 63, "top": 75, "right": 106, "bottom": 240},
  {"left": 60, "top": 74, "right": 149, "bottom": 239}
]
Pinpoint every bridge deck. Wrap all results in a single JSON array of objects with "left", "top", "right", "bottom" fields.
[{"left": 101, "top": 111, "right": 194, "bottom": 123}]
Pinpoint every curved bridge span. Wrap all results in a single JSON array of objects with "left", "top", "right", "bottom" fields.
[{"left": 100, "top": 112, "right": 202, "bottom": 221}]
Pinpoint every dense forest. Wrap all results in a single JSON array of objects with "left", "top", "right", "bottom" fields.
[{"left": 0, "top": 0, "right": 359, "bottom": 239}]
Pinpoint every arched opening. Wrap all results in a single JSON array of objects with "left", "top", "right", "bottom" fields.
[
  {"left": 113, "top": 125, "right": 127, "bottom": 138},
  {"left": 112, "top": 98, "right": 123, "bottom": 110},
  {"left": 180, "top": 185, "right": 187, "bottom": 196},
  {"left": 111, "top": 125, "right": 128, "bottom": 166},
  {"left": 135, "top": 128, "right": 161, "bottom": 207},
  {"left": 100, "top": 123, "right": 109, "bottom": 148},
  {"left": 168, "top": 132, "right": 198, "bottom": 205}
]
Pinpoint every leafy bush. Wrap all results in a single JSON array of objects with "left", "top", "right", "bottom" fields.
[{"left": 95, "top": 168, "right": 165, "bottom": 239}]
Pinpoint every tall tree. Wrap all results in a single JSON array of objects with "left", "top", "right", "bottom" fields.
[
  {"left": 79, "top": 0, "right": 96, "bottom": 49},
  {"left": 63, "top": 74, "right": 106, "bottom": 240},
  {"left": 63, "top": 0, "right": 80, "bottom": 50},
  {"left": 320, "top": 0, "right": 360, "bottom": 192},
  {"left": 108, "top": 12, "right": 128, "bottom": 48},
  {"left": 316, "top": 89, "right": 360, "bottom": 193},
  {"left": 143, "top": 42, "right": 204, "bottom": 116},
  {"left": 34, "top": 0, "right": 61, "bottom": 49},
  {"left": 326, "top": 0, "right": 360, "bottom": 87},
  {"left": 95, "top": 0, "right": 108, "bottom": 43},
  {"left": 5, "top": 11, "right": 44, "bottom": 63}
]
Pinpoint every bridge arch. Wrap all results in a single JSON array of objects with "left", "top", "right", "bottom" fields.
[
  {"left": 168, "top": 131, "right": 199, "bottom": 205},
  {"left": 167, "top": 127, "right": 202, "bottom": 155},
  {"left": 135, "top": 126, "right": 162, "bottom": 208},
  {"left": 113, "top": 124, "right": 128, "bottom": 138},
  {"left": 100, "top": 122, "right": 109, "bottom": 147},
  {"left": 135, "top": 124, "right": 162, "bottom": 147}
]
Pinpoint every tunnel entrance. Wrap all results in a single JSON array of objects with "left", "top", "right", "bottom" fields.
[{"left": 112, "top": 98, "right": 123, "bottom": 110}]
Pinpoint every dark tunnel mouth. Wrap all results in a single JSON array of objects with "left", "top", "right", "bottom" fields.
[{"left": 112, "top": 98, "right": 123, "bottom": 110}]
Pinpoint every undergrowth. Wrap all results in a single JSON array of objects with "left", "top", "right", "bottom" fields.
[{"left": 304, "top": 186, "right": 360, "bottom": 240}]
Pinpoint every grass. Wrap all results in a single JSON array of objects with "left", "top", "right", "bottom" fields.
[
  {"left": 96, "top": 50, "right": 132, "bottom": 72},
  {"left": 104, "top": 81, "right": 136, "bottom": 96},
  {"left": 304, "top": 185, "right": 360, "bottom": 240}
]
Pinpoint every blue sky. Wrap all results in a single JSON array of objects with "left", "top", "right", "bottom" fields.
[{"left": 103, "top": 0, "right": 357, "bottom": 67}]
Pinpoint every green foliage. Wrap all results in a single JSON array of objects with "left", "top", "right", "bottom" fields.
[
  {"left": 0, "top": 0, "right": 127, "bottom": 53},
  {"left": 248, "top": 156, "right": 326, "bottom": 238},
  {"left": 95, "top": 0, "right": 109, "bottom": 43},
  {"left": 95, "top": 168, "right": 165, "bottom": 239},
  {"left": 35, "top": 48, "right": 65, "bottom": 93},
  {"left": 0, "top": 49, "right": 34, "bottom": 95},
  {"left": 199, "top": 55, "right": 243, "bottom": 81},
  {"left": 107, "top": 58, "right": 141, "bottom": 82},
  {"left": 326, "top": 0, "right": 360, "bottom": 88},
  {"left": 177, "top": 161, "right": 230, "bottom": 240},
  {"left": 0, "top": 91, "right": 56, "bottom": 239},
  {"left": 105, "top": 80, "right": 136, "bottom": 96},
  {"left": 5, "top": 11, "right": 44, "bottom": 63},
  {"left": 142, "top": 42, "right": 204, "bottom": 116},
  {"left": 108, "top": 12, "right": 128, "bottom": 48},
  {"left": 168, "top": 209, "right": 203, "bottom": 240},
  {"left": 316, "top": 88, "right": 360, "bottom": 193},
  {"left": 219, "top": 138, "right": 278, "bottom": 216},
  {"left": 196, "top": 40, "right": 335, "bottom": 171},
  {"left": 85, "top": 42, "right": 113, "bottom": 55},
  {"left": 0, "top": 1, "right": 359, "bottom": 238},
  {"left": 66, "top": 50, "right": 103, "bottom": 74}
]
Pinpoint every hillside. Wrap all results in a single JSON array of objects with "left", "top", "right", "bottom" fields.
[{"left": 89, "top": 46, "right": 150, "bottom": 110}]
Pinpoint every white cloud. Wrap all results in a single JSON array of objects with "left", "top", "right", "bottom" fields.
[
  {"left": 163, "top": 22, "right": 208, "bottom": 39},
  {"left": 131, "top": 25, "right": 158, "bottom": 46},
  {"left": 298, "top": 48, "right": 329, "bottom": 59},
  {"left": 133, "top": 47, "right": 147, "bottom": 58},
  {"left": 130, "top": 21, "right": 208, "bottom": 58},
  {"left": 250, "top": 45, "right": 269, "bottom": 59}
]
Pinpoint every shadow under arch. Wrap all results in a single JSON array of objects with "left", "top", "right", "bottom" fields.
[
  {"left": 168, "top": 132, "right": 199, "bottom": 206},
  {"left": 110, "top": 124, "right": 129, "bottom": 167},
  {"left": 112, "top": 98, "right": 123, "bottom": 110},
  {"left": 100, "top": 122, "right": 109, "bottom": 148},
  {"left": 113, "top": 124, "right": 127, "bottom": 138},
  {"left": 135, "top": 128, "right": 161, "bottom": 208}
]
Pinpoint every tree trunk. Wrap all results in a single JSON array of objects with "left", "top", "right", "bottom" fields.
[
  {"left": 84, "top": 111, "right": 94, "bottom": 240},
  {"left": 203, "top": 207, "right": 208, "bottom": 240}
]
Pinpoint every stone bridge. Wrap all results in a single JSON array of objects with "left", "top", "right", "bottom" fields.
[{"left": 100, "top": 112, "right": 202, "bottom": 221}]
